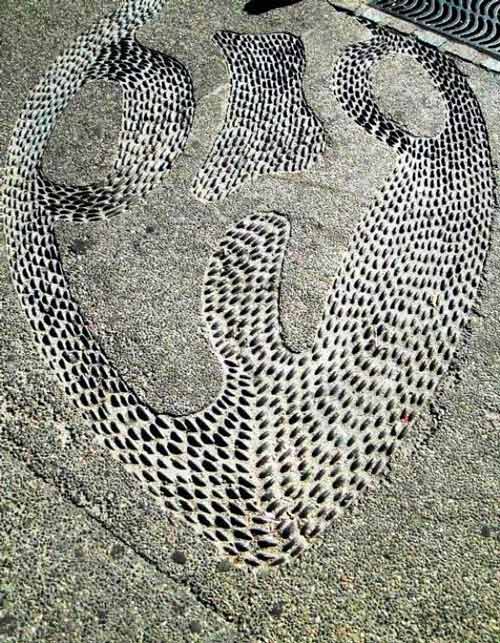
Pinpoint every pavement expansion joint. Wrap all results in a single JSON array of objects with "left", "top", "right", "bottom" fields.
[{"left": 1, "top": 435, "right": 234, "bottom": 624}]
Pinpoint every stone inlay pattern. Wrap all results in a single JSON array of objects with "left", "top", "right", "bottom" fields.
[
  {"left": 2, "top": 0, "right": 496, "bottom": 568},
  {"left": 192, "top": 31, "right": 325, "bottom": 202}
]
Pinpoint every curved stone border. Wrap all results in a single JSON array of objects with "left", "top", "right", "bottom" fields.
[{"left": 192, "top": 31, "right": 325, "bottom": 203}]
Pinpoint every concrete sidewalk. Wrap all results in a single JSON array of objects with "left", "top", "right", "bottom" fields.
[{"left": 1, "top": 1, "right": 499, "bottom": 641}]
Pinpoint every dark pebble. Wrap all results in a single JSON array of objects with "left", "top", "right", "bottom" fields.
[
  {"left": 269, "top": 602, "right": 284, "bottom": 618},
  {"left": 0, "top": 615, "right": 17, "bottom": 635},
  {"left": 480, "top": 525, "right": 492, "bottom": 538},
  {"left": 189, "top": 620, "right": 203, "bottom": 634},
  {"left": 97, "top": 609, "right": 108, "bottom": 625},
  {"left": 171, "top": 550, "right": 187, "bottom": 565},
  {"left": 0, "top": 591, "right": 6, "bottom": 608},
  {"left": 145, "top": 225, "right": 156, "bottom": 234},
  {"left": 110, "top": 543, "right": 126, "bottom": 560}
]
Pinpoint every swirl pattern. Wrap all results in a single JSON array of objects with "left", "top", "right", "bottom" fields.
[{"left": 2, "top": 1, "right": 495, "bottom": 568}]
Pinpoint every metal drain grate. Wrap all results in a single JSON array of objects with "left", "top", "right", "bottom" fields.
[{"left": 369, "top": 0, "right": 500, "bottom": 59}]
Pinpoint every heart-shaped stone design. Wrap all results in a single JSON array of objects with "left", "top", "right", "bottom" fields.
[{"left": 2, "top": 0, "right": 495, "bottom": 567}]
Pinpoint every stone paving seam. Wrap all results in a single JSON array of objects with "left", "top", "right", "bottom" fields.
[{"left": 0, "top": 425, "right": 235, "bottom": 627}]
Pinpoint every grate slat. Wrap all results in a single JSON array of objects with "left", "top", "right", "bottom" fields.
[{"left": 370, "top": 0, "right": 500, "bottom": 58}]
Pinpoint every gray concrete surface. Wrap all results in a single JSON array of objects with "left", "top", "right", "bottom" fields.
[{"left": 1, "top": 1, "right": 499, "bottom": 642}]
